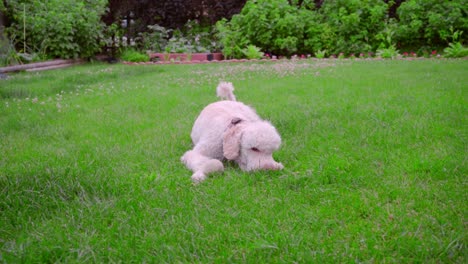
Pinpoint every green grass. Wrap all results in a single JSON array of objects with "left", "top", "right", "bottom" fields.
[{"left": 0, "top": 59, "right": 467, "bottom": 263}]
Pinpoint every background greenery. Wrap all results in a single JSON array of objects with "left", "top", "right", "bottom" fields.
[
  {"left": 217, "top": 0, "right": 468, "bottom": 58},
  {"left": 2, "top": 0, "right": 107, "bottom": 60},
  {"left": 1, "top": 0, "right": 467, "bottom": 65},
  {"left": 1, "top": 59, "right": 466, "bottom": 262}
]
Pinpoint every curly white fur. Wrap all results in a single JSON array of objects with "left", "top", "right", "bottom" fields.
[
  {"left": 181, "top": 82, "right": 283, "bottom": 183},
  {"left": 216, "top": 81, "right": 237, "bottom": 101}
]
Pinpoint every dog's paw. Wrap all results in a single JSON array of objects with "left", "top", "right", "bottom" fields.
[
  {"left": 276, "top": 162, "right": 284, "bottom": 170},
  {"left": 191, "top": 171, "right": 207, "bottom": 184},
  {"left": 203, "top": 159, "right": 224, "bottom": 174},
  {"left": 263, "top": 162, "right": 284, "bottom": 170}
]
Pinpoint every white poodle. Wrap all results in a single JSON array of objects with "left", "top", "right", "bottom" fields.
[{"left": 181, "top": 82, "right": 283, "bottom": 183}]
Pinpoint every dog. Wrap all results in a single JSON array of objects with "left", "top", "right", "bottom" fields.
[{"left": 181, "top": 82, "right": 283, "bottom": 183}]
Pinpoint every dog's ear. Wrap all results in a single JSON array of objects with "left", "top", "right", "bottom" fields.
[{"left": 223, "top": 122, "right": 244, "bottom": 160}]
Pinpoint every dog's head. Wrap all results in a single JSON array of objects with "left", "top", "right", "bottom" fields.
[{"left": 223, "top": 118, "right": 283, "bottom": 171}]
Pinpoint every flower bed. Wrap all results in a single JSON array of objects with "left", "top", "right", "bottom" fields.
[{"left": 121, "top": 55, "right": 456, "bottom": 66}]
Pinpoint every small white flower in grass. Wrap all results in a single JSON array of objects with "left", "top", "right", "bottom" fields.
[{"left": 32, "top": 97, "right": 38, "bottom": 103}]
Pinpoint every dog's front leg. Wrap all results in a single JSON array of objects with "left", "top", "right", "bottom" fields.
[{"left": 181, "top": 150, "right": 224, "bottom": 183}]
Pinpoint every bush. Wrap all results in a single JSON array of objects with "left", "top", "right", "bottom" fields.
[
  {"left": 216, "top": 0, "right": 467, "bottom": 57},
  {"left": 376, "top": 45, "right": 399, "bottom": 59},
  {"left": 216, "top": 0, "right": 307, "bottom": 58},
  {"left": 136, "top": 24, "right": 171, "bottom": 53},
  {"left": 392, "top": 0, "right": 468, "bottom": 49},
  {"left": 120, "top": 49, "right": 150, "bottom": 62},
  {"left": 318, "top": 0, "right": 388, "bottom": 54},
  {"left": 136, "top": 20, "right": 219, "bottom": 54},
  {"left": 5, "top": 0, "right": 107, "bottom": 59},
  {"left": 216, "top": 18, "right": 248, "bottom": 59},
  {"left": 443, "top": 29, "right": 468, "bottom": 58},
  {"left": 217, "top": 0, "right": 388, "bottom": 56},
  {"left": 242, "top": 45, "right": 263, "bottom": 59}
]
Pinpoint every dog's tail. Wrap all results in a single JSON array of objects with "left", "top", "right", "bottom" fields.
[{"left": 216, "top": 81, "right": 237, "bottom": 101}]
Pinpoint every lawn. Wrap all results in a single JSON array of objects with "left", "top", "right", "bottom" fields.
[{"left": 0, "top": 59, "right": 466, "bottom": 263}]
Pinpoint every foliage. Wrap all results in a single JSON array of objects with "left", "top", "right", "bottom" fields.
[
  {"left": 3, "top": 0, "right": 468, "bottom": 61},
  {"left": 216, "top": 0, "right": 467, "bottom": 57},
  {"left": 5, "top": 0, "right": 107, "bottom": 59},
  {"left": 242, "top": 45, "right": 263, "bottom": 59},
  {"left": 166, "top": 25, "right": 210, "bottom": 53},
  {"left": 137, "top": 24, "right": 172, "bottom": 52},
  {"left": 391, "top": 0, "right": 468, "bottom": 48},
  {"left": 318, "top": 0, "right": 388, "bottom": 54},
  {"left": 135, "top": 20, "right": 219, "bottom": 54},
  {"left": 375, "top": 27, "right": 399, "bottom": 59},
  {"left": 443, "top": 42, "right": 468, "bottom": 58},
  {"left": 0, "top": 34, "right": 17, "bottom": 66},
  {"left": 443, "top": 29, "right": 468, "bottom": 58},
  {"left": 101, "top": 22, "right": 125, "bottom": 57},
  {"left": 303, "top": 13, "right": 335, "bottom": 55},
  {"left": 179, "top": 20, "right": 221, "bottom": 52},
  {"left": 376, "top": 45, "right": 399, "bottom": 59},
  {"left": 216, "top": 18, "right": 248, "bottom": 59},
  {"left": 216, "top": 0, "right": 309, "bottom": 57},
  {"left": 100, "top": 0, "right": 245, "bottom": 57},
  {"left": 216, "top": 0, "right": 389, "bottom": 56},
  {"left": 119, "top": 49, "right": 150, "bottom": 62},
  {"left": 0, "top": 33, "right": 45, "bottom": 66},
  {"left": 314, "top": 49, "right": 326, "bottom": 59},
  {"left": 103, "top": 0, "right": 247, "bottom": 33}
]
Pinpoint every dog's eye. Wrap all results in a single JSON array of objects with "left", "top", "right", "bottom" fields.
[{"left": 251, "top": 147, "right": 260, "bottom": 152}]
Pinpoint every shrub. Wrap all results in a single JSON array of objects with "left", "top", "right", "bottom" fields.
[
  {"left": 216, "top": 0, "right": 307, "bottom": 57},
  {"left": 217, "top": 0, "right": 389, "bottom": 56},
  {"left": 5, "top": 0, "right": 107, "bottom": 59},
  {"left": 216, "top": 18, "right": 248, "bottom": 59},
  {"left": 318, "top": 0, "right": 388, "bottom": 54},
  {"left": 315, "top": 49, "right": 327, "bottom": 59},
  {"left": 136, "top": 20, "right": 219, "bottom": 54},
  {"left": 392, "top": 0, "right": 468, "bottom": 48},
  {"left": 376, "top": 45, "right": 399, "bottom": 59},
  {"left": 443, "top": 29, "right": 468, "bottom": 58},
  {"left": 120, "top": 49, "right": 149, "bottom": 62},
  {"left": 242, "top": 45, "right": 263, "bottom": 59},
  {"left": 137, "top": 24, "right": 171, "bottom": 53},
  {"left": 375, "top": 26, "right": 399, "bottom": 59},
  {"left": 443, "top": 42, "right": 468, "bottom": 58},
  {"left": 179, "top": 20, "right": 221, "bottom": 53},
  {"left": 216, "top": 0, "right": 467, "bottom": 57},
  {"left": 303, "top": 13, "right": 336, "bottom": 55}
]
